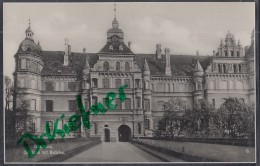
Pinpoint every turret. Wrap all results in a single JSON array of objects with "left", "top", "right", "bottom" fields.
[
  {"left": 14, "top": 20, "right": 44, "bottom": 119},
  {"left": 193, "top": 51, "right": 204, "bottom": 77},
  {"left": 193, "top": 51, "right": 204, "bottom": 106},
  {"left": 143, "top": 59, "right": 150, "bottom": 76},
  {"left": 165, "top": 48, "right": 172, "bottom": 76}
]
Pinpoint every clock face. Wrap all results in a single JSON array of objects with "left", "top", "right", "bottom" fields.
[{"left": 21, "top": 45, "right": 27, "bottom": 51}]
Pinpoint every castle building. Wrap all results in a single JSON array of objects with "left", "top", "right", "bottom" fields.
[{"left": 13, "top": 14, "right": 255, "bottom": 142}]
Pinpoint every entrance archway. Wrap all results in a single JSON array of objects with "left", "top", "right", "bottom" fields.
[
  {"left": 104, "top": 128, "right": 110, "bottom": 142},
  {"left": 118, "top": 125, "right": 131, "bottom": 142}
]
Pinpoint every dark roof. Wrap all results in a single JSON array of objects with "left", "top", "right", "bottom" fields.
[
  {"left": 41, "top": 51, "right": 98, "bottom": 76},
  {"left": 135, "top": 54, "right": 211, "bottom": 76},
  {"left": 18, "top": 38, "right": 42, "bottom": 55},
  {"left": 40, "top": 51, "right": 211, "bottom": 77},
  {"left": 99, "top": 42, "right": 133, "bottom": 54}
]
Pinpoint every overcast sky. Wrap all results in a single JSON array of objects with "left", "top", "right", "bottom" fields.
[{"left": 3, "top": 2, "right": 255, "bottom": 78}]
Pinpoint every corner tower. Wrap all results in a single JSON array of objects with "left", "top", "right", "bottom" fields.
[{"left": 13, "top": 20, "right": 44, "bottom": 133}]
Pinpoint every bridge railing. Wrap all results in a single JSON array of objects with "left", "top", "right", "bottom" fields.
[{"left": 132, "top": 137, "right": 255, "bottom": 147}]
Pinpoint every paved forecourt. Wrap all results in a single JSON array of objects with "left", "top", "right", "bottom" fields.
[{"left": 64, "top": 142, "right": 163, "bottom": 162}]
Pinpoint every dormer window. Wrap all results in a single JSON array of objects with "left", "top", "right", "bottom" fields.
[
  {"left": 109, "top": 45, "right": 113, "bottom": 50},
  {"left": 112, "top": 35, "right": 119, "bottom": 42},
  {"left": 119, "top": 45, "right": 123, "bottom": 51}
]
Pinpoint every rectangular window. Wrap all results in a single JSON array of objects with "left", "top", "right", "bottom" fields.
[
  {"left": 136, "top": 97, "right": 141, "bottom": 109},
  {"left": 230, "top": 51, "right": 234, "bottom": 57},
  {"left": 124, "top": 79, "right": 130, "bottom": 88},
  {"left": 30, "top": 61, "right": 38, "bottom": 72},
  {"left": 68, "top": 82, "right": 77, "bottom": 91},
  {"left": 26, "top": 60, "right": 30, "bottom": 69},
  {"left": 45, "top": 121, "right": 53, "bottom": 133},
  {"left": 116, "top": 98, "right": 122, "bottom": 109},
  {"left": 45, "top": 82, "right": 54, "bottom": 91},
  {"left": 237, "top": 51, "right": 240, "bottom": 57},
  {"left": 30, "top": 99, "right": 36, "bottom": 111},
  {"left": 125, "top": 98, "right": 131, "bottom": 109},
  {"left": 21, "top": 59, "right": 26, "bottom": 69},
  {"left": 103, "top": 78, "right": 110, "bottom": 88},
  {"left": 68, "top": 100, "right": 77, "bottom": 112},
  {"left": 92, "top": 78, "right": 98, "bottom": 88},
  {"left": 225, "top": 50, "right": 228, "bottom": 57},
  {"left": 31, "top": 123, "right": 35, "bottom": 133},
  {"left": 144, "top": 119, "right": 150, "bottom": 130},
  {"left": 92, "top": 97, "right": 98, "bottom": 105},
  {"left": 144, "top": 99, "right": 150, "bottom": 111},
  {"left": 46, "top": 100, "right": 53, "bottom": 112},
  {"left": 135, "top": 79, "right": 140, "bottom": 88},
  {"left": 115, "top": 79, "right": 121, "bottom": 88}
]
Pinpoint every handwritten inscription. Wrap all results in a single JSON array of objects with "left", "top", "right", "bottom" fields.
[{"left": 17, "top": 85, "right": 127, "bottom": 158}]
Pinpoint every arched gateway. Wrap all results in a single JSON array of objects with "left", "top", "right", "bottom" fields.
[
  {"left": 118, "top": 125, "right": 131, "bottom": 142},
  {"left": 104, "top": 128, "right": 110, "bottom": 142}
]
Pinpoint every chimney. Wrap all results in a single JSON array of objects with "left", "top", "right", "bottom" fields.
[
  {"left": 165, "top": 48, "right": 172, "bottom": 76},
  {"left": 83, "top": 47, "right": 86, "bottom": 54},
  {"left": 156, "top": 44, "right": 162, "bottom": 59},
  {"left": 128, "top": 41, "right": 131, "bottom": 50},
  {"left": 64, "top": 38, "right": 69, "bottom": 66}
]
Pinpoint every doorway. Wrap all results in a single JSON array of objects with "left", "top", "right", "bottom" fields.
[
  {"left": 104, "top": 128, "right": 110, "bottom": 142},
  {"left": 118, "top": 125, "right": 131, "bottom": 142}
]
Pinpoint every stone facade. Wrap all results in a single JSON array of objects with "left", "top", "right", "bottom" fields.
[{"left": 13, "top": 16, "right": 255, "bottom": 142}]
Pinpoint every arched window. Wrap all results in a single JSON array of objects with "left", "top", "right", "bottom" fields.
[
  {"left": 116, "top": 62, "right": 120, "bottom": 71},
  {"left": 103, "top": 61, "right": 109, "bottom": 71},
  {"left": 125, "top": 62, "right": 130, "bottom": 71}
]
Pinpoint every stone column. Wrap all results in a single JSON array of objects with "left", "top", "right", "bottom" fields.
[
  {"left": 220, "top": 64, "right": 223, "bottom": 73},
  {"left": 37, "top": 117, "right": 41, "bottom": 133},
  {"left": 236, "top": 64, "right": 239, "bottom": 73}
]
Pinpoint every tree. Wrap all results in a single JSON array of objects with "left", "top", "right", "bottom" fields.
[
  {"left": 4, "top": 76, "right": 13, "bottom": 111},
  {"left": 4, "top": 75, "right": 33, "bottom": 141},
  {"left": 184, "top": 100, "right": 216, "bottom": 138},
  {"left": 218, "top": 98, "right": 255, "bottom": 138},
  {"left": 154, "top": 98, "right": 187, "bottom": 138}
]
